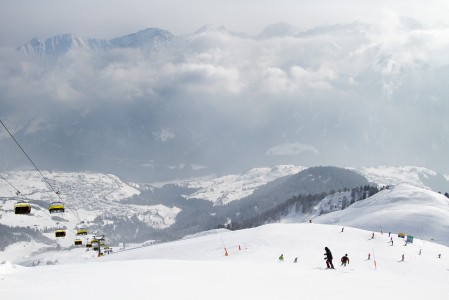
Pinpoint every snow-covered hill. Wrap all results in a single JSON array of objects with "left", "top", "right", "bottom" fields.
[
  {"left": 1, "top": 165, "right": 448, "bottom": 262},
  {"left": 314, "top": 183, "right": 449, "bottom": 246},
  {"left": 1, "top": 223, "right": 448, "bottom": 300},
  {"left": 177, "top": 165, "right": 448, "bottom": 204},
  {"left": 182, "top": 165, "right": 305, "bottom": 205},
  {"left": 358, "top": 165, "right": 449, "bottom": 192},
  {"left": 0, "top": 171, "right": 180, "bottom": 249}
]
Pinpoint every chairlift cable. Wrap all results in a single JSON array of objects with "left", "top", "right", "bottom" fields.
[
  {"left": 1, "top": 172, "right": 90, "bottom": 243},
  {"left": 0, "top": 172, "right": 21, "bottom": 194},
  {"left": 0, "top": 171, "right": 69, "bottom": 233},
  {"left": 1, "top": 121, "right": 99, "bottom": 247},
  {"left": 1, "top": 170, "right": 94, "bottom": 246},
  {"left": 0, "top": 119, "right": 83, "bottom": 224}
]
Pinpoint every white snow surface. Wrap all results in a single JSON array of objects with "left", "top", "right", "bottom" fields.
[
  {"left": 183, "top": 165, "right": 305, "bottom": 204},
  {"left": 0, "top": 170, "right": 139, "bottom": 202},
  {"left": 359, "top": 165, "right": 439, "bottom": 189},
  {"left": 1, "top": 223, "right": 449, "bottom": 300},
  {"left": 178, "top": 165, "right": 447, "bottom": 205},
  {"left": 314, "top": 183, "right": 449, "bottom": 245},
  {"left": 0, "top": 171, "right": 180, "bottom": 251}
]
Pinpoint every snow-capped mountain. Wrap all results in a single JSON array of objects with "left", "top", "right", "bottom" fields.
[
  {"left": 178, "top": 165, "right": 449, "bottom": 205},
  {"left": 0, "top": 166, "right": 307, "bottom": 251},
  {"left": 109, "top": 28, "right": 173, "bottom": 49},
  {"left": 1, "top": 165, "right": 448, "bottom": 263},
  {"left": 17, "top": 34, "right": 109, "bottom": 56},
  {"left": 182, "top": 165, "right": 305, "bottom": 205},
  {"left": 257, "top": 22, "right": 300, "bottom": 39},
  {"left": 358, "top": 166, "right": 449, "bottom": 192},
  {"left": 17, "top": 28, "right": 173, "bottom": 56}
]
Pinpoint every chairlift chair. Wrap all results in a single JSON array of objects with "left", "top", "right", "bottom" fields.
[
  {"left": 14, "top": 200, "right": 31, "bottom": 214},
  {"left": 49, "top": 202, "right": 65, "bottom": 214},
  {"left": 76, "top": 227, "right": 88, "bottom": 235},
  {"left": 55, "top": 229, "right": 66, "bottom": 238}
]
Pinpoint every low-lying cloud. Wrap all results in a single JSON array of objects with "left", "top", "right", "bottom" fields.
[{"left": 1, "top": 16, "right": 449, "bottom": 179}]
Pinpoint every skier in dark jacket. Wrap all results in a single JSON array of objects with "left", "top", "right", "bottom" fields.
[
  {"left": 341, "top": 254, "right": 350, "bottom": 266},
  {"left": 324, "top": 247, "right": 334, "bottom": 269}
]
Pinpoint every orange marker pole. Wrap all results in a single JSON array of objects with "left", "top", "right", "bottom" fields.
[{"left": 221, "top": 237, "right": 229, "bottom": 256}]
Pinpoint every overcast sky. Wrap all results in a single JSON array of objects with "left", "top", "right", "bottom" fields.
[
  {"left": 2, "top": 0, "right": 449, "bottom": 179},
  {"left": 1, "top": 0, "right": 449, "bottom": 46}
]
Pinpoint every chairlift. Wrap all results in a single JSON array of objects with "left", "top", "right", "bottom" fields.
[
  {"left": 55, "top": 229, "right": 66, "bottom": 238},
  {"left": 94, "top": 234, "right": 105, "bottom": 241},
  {"left": 74, "top": 239, "right": 83, "bottom": 246},
  {"left": 76, "top": 227, "right": 88, "bottom": 235},
  {"left": 14, "top": 200, "right": 31, "bottom": 214},
  {"left": 76, "top": 221, "right": 88, "bottom": 235},
  {"left": 49, "top": 202, "right": 65, "bottom": 213}
]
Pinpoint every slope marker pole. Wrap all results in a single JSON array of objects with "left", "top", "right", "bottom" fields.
[{"left": 221, "top": 237, "right": 229, "bottom": 256}]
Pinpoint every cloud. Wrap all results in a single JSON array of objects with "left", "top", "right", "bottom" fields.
[
  {"left": 153, "top": 128, "right": 175, "bottom": 142},
  {"left": 266, "top": 143, "right": 319, "bottom": 156},
  {"left": 2, "top": 17, "right": 449, "bottom": 177}
]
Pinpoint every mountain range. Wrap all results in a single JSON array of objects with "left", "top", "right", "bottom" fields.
[
  {"left": 1, "top": 165, "right": 448, "bottom": 261},
  {"left": 17, "top": 28, "right": 173, "bottom": 56}
]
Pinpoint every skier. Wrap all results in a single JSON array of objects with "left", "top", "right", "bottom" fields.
[
  {"left": 294, "top": 257, "right": 298, "bottom": 263},
  {"left": 279, "top": 254, "right": 284, "bottom": 262},
  {"left": 324, "top": 247, "right": 334, "bottom": 269},
  {"left": 341, "top": 254, "right": 350, "bottom": 267},
  {"left": 367, "top": 253, "right": 371, "bottom": 260},
  {"left": 341, "top": 227, "right": 344, "bottom": 232},
  {"left": 371, "top": 232, "right": 375, "bottom": 239},
  {"left": 401, "top": 254, "right": 405, "bottom": 261}
]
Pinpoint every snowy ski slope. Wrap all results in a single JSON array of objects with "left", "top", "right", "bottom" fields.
[{"left": 1, "top": 223, "right": 448, "bottom": 300}]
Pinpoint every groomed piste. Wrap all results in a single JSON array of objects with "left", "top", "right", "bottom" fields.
[{"left": 1, "top": 223, "right": 448, "bottom": 300}]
